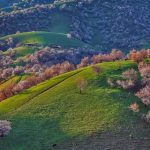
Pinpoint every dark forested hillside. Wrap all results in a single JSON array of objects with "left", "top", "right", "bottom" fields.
[
  {"left": 0, "top": 0, "right": 54, "bottom": 8},
  {"left": 1, "top": 0, "right": 150, "bottom": 50}
]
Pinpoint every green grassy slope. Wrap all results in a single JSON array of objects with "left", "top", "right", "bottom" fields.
[
  {"left": 0, "top": 61, "right": 149, "bottom": 150},
  {"left": 3, "top": 46, "right": 37, "bottom": 60},
  {"left": 13, "top": 46, "right": 36, "bottom": 59},
  {"left": 0, "top": 31, "right": 85, "bottom": 48}
]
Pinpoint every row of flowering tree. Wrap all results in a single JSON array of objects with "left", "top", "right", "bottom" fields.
[
  {"left": 0, "top": 49, "right": 125, "bottom": 101},
  {"left": 1, "top": 49, "right": 150, "bottom": 103},
  {"left": 128, "top": 50, "right": 150, "bottom": 123},
  {"left": 107, "top": 49, "right": 150, "bottom": 123}
]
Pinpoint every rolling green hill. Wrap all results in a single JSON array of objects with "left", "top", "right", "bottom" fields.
[
  {"left": 0, "top": 60, "right": 149, "bottom": 150},
  {"left": 0, "top": 31, "right": 85, "bottom": 48}
]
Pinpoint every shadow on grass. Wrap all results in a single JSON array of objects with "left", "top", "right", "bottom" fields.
[{"left": 0, "top": 116, "right": 73, "bottom": 150}]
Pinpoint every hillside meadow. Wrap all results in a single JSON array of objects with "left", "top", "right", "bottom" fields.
[
  {"left": 0, "top": 31, "right": 85, "bottom": 48},
  {"left": 0, "top": 61, "right": 150, "bottom": 150}
]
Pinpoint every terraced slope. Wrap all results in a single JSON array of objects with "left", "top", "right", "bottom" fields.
[
  {"left": 0, "top": 61, "right": 150, "bottom": 150},
  {"left": 0, "top": 76, "right": 21, "bottom": 91},
  {"left": 0, "top": 75, "right": 29, "bottom": 91}
]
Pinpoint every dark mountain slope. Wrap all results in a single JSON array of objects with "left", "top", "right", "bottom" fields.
[
  {"left": 1, "top": 0, "right": 150, "bottom": 50},
  {"left": 71, "top": 0, "right": 150, "bottom": 50}
]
